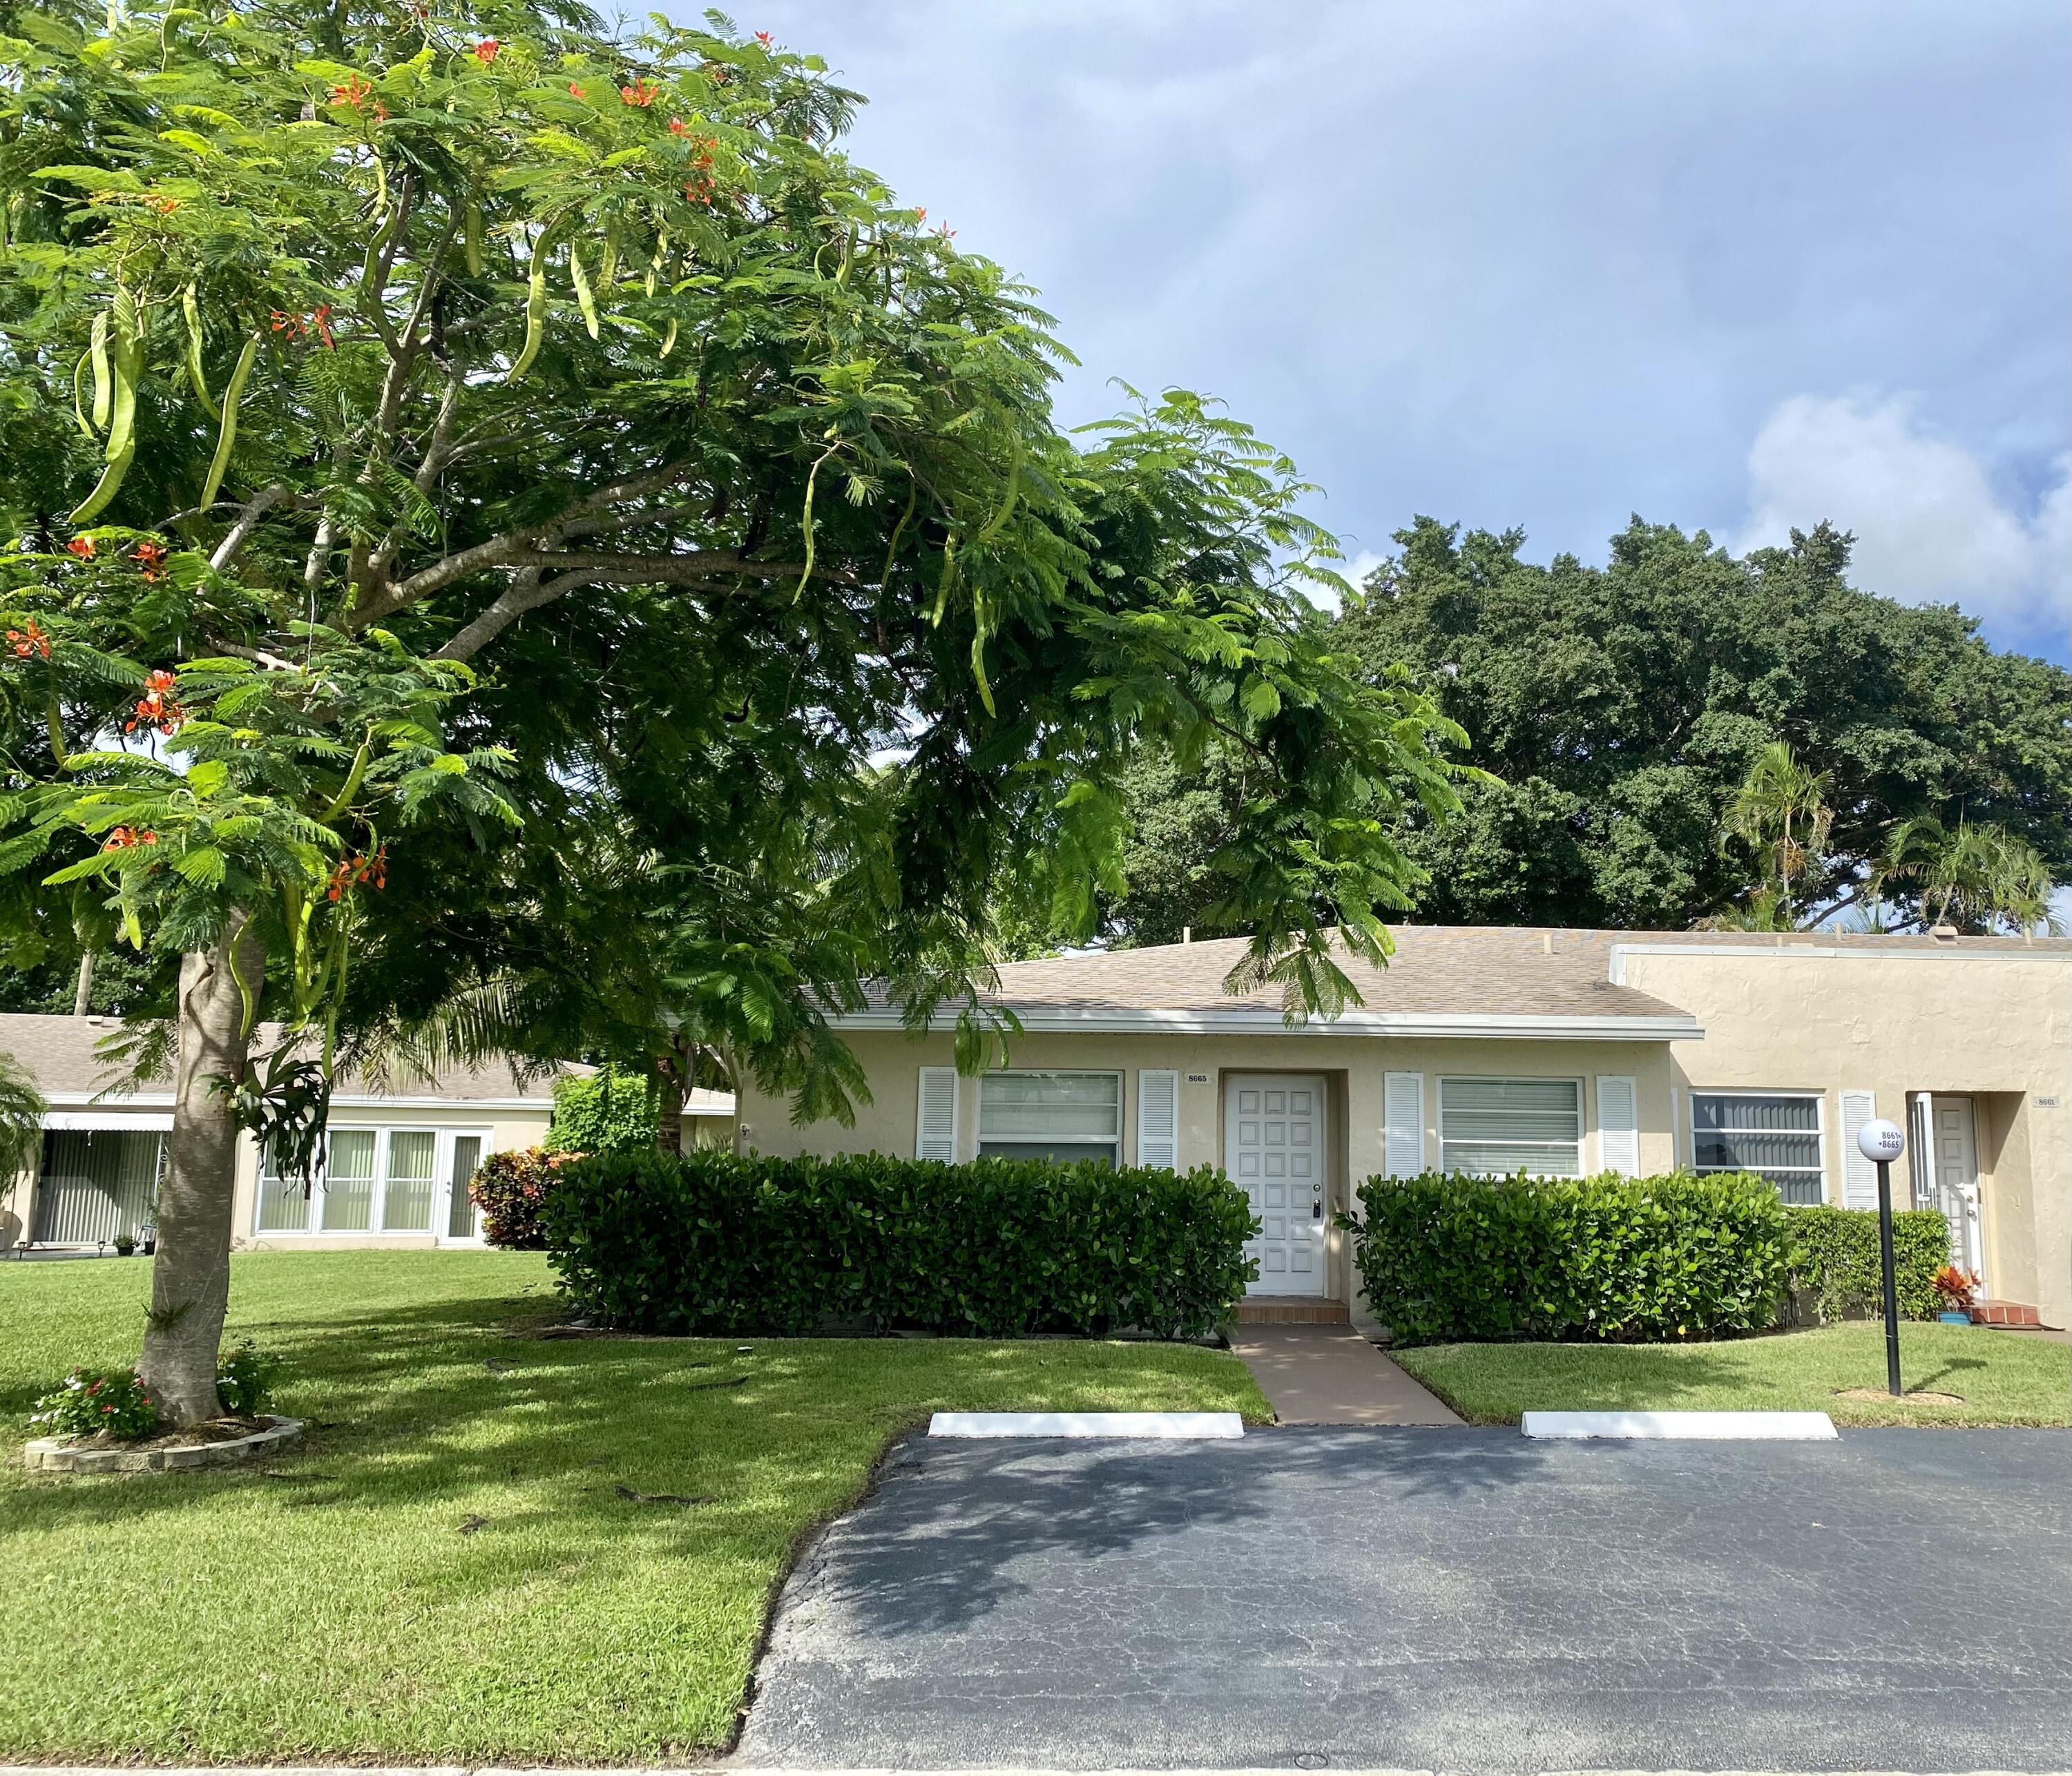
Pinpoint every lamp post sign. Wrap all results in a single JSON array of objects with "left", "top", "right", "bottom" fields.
[{"left": 1857, "top": 1117, "right": 1908, "bottom": 1397}]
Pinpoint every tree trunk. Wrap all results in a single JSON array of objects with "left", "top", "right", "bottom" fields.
[
  {"left": 655, "top": 1039, "right": 687, "bottom": 1155},
  {"left": 72, "top": 949, "right": 95, "bottom": 1016},
  {"left": 139, "top": 916, "right": 262, "bottom": 1426}
]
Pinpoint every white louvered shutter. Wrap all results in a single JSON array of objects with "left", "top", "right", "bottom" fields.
[
  {"left": 1383, "top": 1072, "right": 1426, "bottom": 1178},
  {"left": 1596, "top": 1076, "right": 1639, "bottom": 1177},
  {"left": 1137, "top": 1070, "right": 1180, "bottom": 1170},
  {"left": 1841, "top": 1090, "right": 1877, "bottom": 1209},
  {"left": 915, "top": 1067, "right": 958, "bottom": 1161}
]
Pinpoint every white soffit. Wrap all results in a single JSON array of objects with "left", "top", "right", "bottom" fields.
[{"left": 834, "top": 1008, "right": 1701, "bottom": 1043}]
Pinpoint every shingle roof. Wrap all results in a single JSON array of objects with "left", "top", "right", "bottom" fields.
[
  {"left": 849, "top": 925, "right": 2071, "bottom": 1030},
  {"left": 0, "top": 1013, "right": 561, "bottom": 1103}
]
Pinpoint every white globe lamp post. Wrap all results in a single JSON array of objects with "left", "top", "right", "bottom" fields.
[{"left": 1857, "top": 1117, "right": 1908, "bottom": 1396}]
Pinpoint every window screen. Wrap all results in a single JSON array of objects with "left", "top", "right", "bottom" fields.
[
  {"left": 1693, "top": 1092, "right": 1823, "bottom": 1205},
  {"left": 381, "top": 1130, "right": 438, "bottom": 1230},
  {"left": 978, "top": 1072, "right": 1121, "bottom": 1166},
  {"left": 1439, "top": 1078, "right": 1582, "bottom": 1177},
  {"left": 318, "top": 1130, "right": 378, "bottom": 1230}
]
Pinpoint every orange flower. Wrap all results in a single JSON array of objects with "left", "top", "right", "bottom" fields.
[
  {"left": 102, "top": 826, "right": 158, "bottom": 851},
  {"left": 132, "top": 541, "right": 168, "bottom": 583},
  {"left": 332, "top": 75, "right": 372, "bottom": 108},
  {"left": 669, "top": 116, "right": 687, "bottom": 135},
  {"left": 7, "top": 621, "right": 52, "bottom": 659},
  {"left": 126, "top": 668, "right": 187, "bottom": 737},
  {"left": 620, "top": 77, "right": 660, "bottom": 106},
  {"left": 311, "top": 304, "right": 336, "bottom": 350},
  {"left": 754, "top": 30, "right": 773, "bottom": 46},
  {"left": 914, "top": 207, "right": 925, "bottom": 221},
  {"left": 142, "top": 193, "right": 180, "bottom": 214},
  {"left": 473, "top": 38, "right": 500, "bottom": 63},
  {"left": 327, "top": 845, "right": 390, "bottom": 900},
  {"left": 65, "top": 537, "right": 95, "bottom": 560},
  {"left": 568, "top": 82, "right": 586, "bottom": 97}
]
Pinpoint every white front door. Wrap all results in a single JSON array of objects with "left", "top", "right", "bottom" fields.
[
  {"left": 1225, "top": 1074, "right": 1327, "bottom": 1296},
  {"left": 1930, "top": 1096, "right": 1984, "bottom": 1281}
]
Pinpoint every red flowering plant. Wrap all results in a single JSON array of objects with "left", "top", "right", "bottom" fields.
[
  {"left": 30, "top": 1365, "right": 161, "bottom": 1440},
  {"left": 1932, "top": 1265, "right": 1979, "bottom": 1311}
]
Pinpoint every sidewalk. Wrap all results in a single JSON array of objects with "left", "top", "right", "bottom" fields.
[{"left": 1229, "top": 1322, "right": 1463, "bottom": 1425}]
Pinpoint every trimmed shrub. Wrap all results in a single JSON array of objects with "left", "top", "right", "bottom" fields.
[
  {"left": 1785, "top": 1204, "right": 1950, "bottom": 1322},
  {"left": 473, "top": 1146, "right": 577, "bottom": 1250},
  {"left": 1341, "top": 1170, "right": 1793, "bottom": 1346},
  {"left": 539, "top": 1148, "right": 1258, "bottom": 1339},
  {"left": 546, "top": 1065, "right": 659, "bottom": 1155}
]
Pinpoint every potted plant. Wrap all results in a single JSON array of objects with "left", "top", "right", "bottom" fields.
[
  {"left": 112, "top": 1232, "right": 137, "bottom": 1257},
  {"left": 1932, "top": 1264, "right": 1978, "bottom": 1325}
]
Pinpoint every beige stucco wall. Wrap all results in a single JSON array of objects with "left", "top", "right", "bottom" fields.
[
  {"left": 1622, "top": 944, "right": 2071, "bottom": 1330},
  {"left": 738, "top": 943, "right": 2071, "bottom": 1329},
  {"left": 738, "top": 1029, "right": 1678, "bottom": 1308}
]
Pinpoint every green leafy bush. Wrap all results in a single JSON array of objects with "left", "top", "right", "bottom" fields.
[
  {"left": 473, "top": 1147, "right": 575, "bottom": 1250},
  {"left": 30, "top": 1366, "right": 160, "bottom": 1440},
  {"left": 1786, "top": 1204, "right": 1950, "bottom": 1322},
  {"left": 546, "top": 1067, "right": 659, "bottom": 1155},
  {"left": 1341, "top": 1170, "right": 1793, "bottom": 1346},
  {"left": 539, "top": 1148, "right": 1258, "bottom": 1339},
  {"left": 215, "top": 1340, "right": 282, "bottom": 1417}
]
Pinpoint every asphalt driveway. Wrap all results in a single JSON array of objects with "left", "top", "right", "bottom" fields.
[{"left": 738, "top": 1426, "right": 2072, "bottom": 1772}]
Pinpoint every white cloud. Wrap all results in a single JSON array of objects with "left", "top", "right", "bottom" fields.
[{"left": 1734, "top": 393, "right": 2070, "bottom": 640}]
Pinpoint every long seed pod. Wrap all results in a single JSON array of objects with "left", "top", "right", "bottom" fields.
[
  {"left": 181, "top": 282, "right": 220, "bottom": 420},
  {"left": 570, "top": 242, "right": 599, "bottom": 339},
  {"left": 659, "top": 314, "right": 678, "bottom": 359},
  {"left": 67, "top": 290, "right": 142, "bottom": 525},
  {"left": 88, "top": 311, "right": 111, "bottom": 432},
  {"left": 506, "top": 224, "right": 552, "bottom": 383},
  {"left": 71, "top": 350, "right": 95, "bottom": 438},
  {"left": 198, "top": 331, "right": 260, "bottom": 512},
  {"left": 463, "top": 190, "right": 484, "bottom": 276},
  {"left": 600, "top": 217, "right": 621, "bottom": 287}
]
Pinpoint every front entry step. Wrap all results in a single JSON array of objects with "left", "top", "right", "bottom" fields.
[
  {"left": 1237, "top": 1295, "right": 1350, "bottom": 1326},
  {"left": 1972, "top": 1300, "right": 2043, "bottom": 1327}
]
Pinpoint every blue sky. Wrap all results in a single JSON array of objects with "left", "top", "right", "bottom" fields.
[{"left": 716, "top": 0, "right": 2071, "bottom": 662}]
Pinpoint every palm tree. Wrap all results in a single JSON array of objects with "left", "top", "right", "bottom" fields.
[
  {"left": 1696, "top": 885, "right": 1792, "bottom": 932},
  {"left": 1874, "top": 816, "right": 2065, "bottom": 935},
  {"left": 1722, "top": 742, "right": 1833, "bottom": 927}
]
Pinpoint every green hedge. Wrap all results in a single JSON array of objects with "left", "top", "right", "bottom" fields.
[
  {"left": 1341, "top": 1170, "right": 1794, "bottom": 1345},
  {"left": 1785, "top": 1204, "right": 1950, "bottom": 1322},
  {"left": 538, "top": 1148, "right": 1258, "bottom": 1339}
]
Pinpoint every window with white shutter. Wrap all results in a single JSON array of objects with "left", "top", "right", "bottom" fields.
[
  {"left": 1595, "top": 1076, "right": 1639, "bottom": 1177},
  {"left": 914, "top": 1066, "right": 958, "bottom": 1161},
  {"left": 1840, "top": 1090, "right": 1877, "bottom": 1209},
  {"left": 1137, "top": 1069, "right": 1179, "bottom": 1170},
  {"left": 1383, "top": 1072, "right": 1425, "bottom": 1178}
]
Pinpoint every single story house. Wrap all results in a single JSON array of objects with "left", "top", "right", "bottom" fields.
[
  {"left": 0, "top": 1012, "right": 731, "bottom": 1254},
  {"left": 736, "top": 927, "right": 2071, "bottom": 1331}
]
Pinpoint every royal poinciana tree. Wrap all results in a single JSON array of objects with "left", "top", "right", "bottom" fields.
[{"left": 0, "top": 2, "right": 1463, "bottom": 1421}]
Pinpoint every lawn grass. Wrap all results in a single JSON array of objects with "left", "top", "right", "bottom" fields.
[
  {"left": 1, "top": 1249, "right": 1267, "bottom": 1764},
  {"left": 1390, "top": 1322, "right": 2072, "bottom": 1428}
]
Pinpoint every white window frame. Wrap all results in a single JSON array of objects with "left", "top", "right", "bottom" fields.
[
  {"left": 1438, "top": 1075, "right": 1584, "bottom": 1179},
  {"left": 977, "top": 1070, "right": 1124, "bottom": 1167},
  {"left": 253, "top": 1124, "right": 496, "bottom": 1241},
  {"left": 1690, "top": 1089, "right": 1825, "bottom": 1206}
]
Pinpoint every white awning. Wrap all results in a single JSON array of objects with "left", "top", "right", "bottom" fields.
[{"left": 42, "top": 1110, "right": 175, "bottom": 1132}]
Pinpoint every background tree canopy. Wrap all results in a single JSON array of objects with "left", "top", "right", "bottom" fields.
[{"left": 1077, "top": 516, "right": 2071, "bottom": 945}]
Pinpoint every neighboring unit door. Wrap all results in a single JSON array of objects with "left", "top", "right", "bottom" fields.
[
  {"left": 439, "top": 1132, "right": 488, "bottom": 1244},
  {"left": 1225, "top": 1074, "right": 1327, "bottom": 1296},
  {"left": 1929, "top": 1096, "right": 1984, "bottom": 1280}
]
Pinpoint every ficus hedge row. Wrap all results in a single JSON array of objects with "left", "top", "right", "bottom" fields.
[
  {"left": 537, "top": 1148, "right": 1258, "bottom": 1338},
  {"left": 1785, "top": 1204, "right": 1951, "bottom": 1323},
  {"left": 1341, "top": 1170, "right": 1796, "bottom": 1345}
]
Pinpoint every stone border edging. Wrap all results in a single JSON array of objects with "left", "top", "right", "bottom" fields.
[{"left": 23, "top": 1415, "right": 305, "bottom": 1474}]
